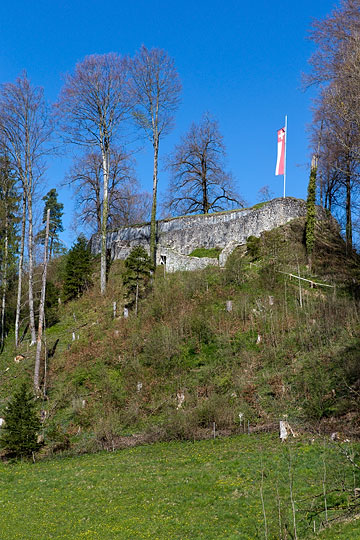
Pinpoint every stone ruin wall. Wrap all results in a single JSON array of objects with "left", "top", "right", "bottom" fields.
[{"left": 90, "top": 197, "right": 318, "bottom": 272}]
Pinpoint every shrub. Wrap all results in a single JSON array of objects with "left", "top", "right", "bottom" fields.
[
  {"left": 224, "top": 246, "right": 246, "bottom": 286},
  {"left": 246, "top": 236, "right": 261, "bottom": 260},
  {"left": 0, "top": 383, "right": 42, "bottom": 459},
  {"left": 194, "top": 393, "right": 234, "bottom": 428},
  {"left": 123, "top": 246, "right": 154, "bottom": 313}
]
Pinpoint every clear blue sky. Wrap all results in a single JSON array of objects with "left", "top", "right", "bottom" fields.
[{"left": 0, "top": 0, "right": 335, "bottom": 247}]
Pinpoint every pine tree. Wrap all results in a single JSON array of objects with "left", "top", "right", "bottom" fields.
[
  {"left": 123, "top": 246, "right": 154, "bottom": 315},
  {"left": 63, "top": 235, "right": 92, "bottom": 301},
  {"left": 37, "top": 189, "right": 64, "bottom": 258},
  {"left": 306, "top": 157, "right": 317, "bottom": 268},
  {"left": 0, "top": 383, "right": 42, "bottom": 458}
]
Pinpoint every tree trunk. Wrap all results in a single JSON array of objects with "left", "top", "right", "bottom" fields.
[
  {"left": 0, "top": 210, "right": 9, "bottom": 349},
  {"left": 27, "top": 190, "right": 36, "bottom": 345},
  {"left": 135, "top": 280, "right": 139, "bottom": 316},
  {"left": 345, "top": 162, "right": 352, "bottom": 255},
  {"left": 15, "top": 195, "right": 26, "bottom": 348},
  {"left": 49, "top": 236, "right": 53, "bottom": 260},
  {"left": 34, "top": 209, "right": 50, "bottom": 395},
  {"left": 96, "top": 182, "right": 102, "bottom": 233},
  {"left": 202, "top": 182, "right": 209, "bottom": 213},
  {"left": 100, "top": 148, "right": 109, "bottom": 295},
  {"left": 201, "top": 159, "right": 209, "bottom": 213},
  {"left": 150, "top": 137, "right": 159, "bottom": 266},
  {"left": 319, "top": 173, "right": 323, "bottom": 207}
]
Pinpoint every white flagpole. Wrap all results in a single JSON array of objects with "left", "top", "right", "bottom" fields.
[{"left": 283, "top": 115, "right": 288, "bottom": 198}]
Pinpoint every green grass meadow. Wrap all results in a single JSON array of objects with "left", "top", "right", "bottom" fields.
[{"left": 1, "top": 434, "right": 359, "bottom": 539}]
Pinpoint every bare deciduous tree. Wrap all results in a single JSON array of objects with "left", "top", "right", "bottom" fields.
[
  {"left": 34, "top": 208, "right": 50, "bottom": 395},
  {"left": 109, "top": 186, "right": 151, "bottom": 228},
  {"left": 165, "top": 113, "right": 244, "bottom": 216},
  {"left": 66, "top": 148, "right": 150, "bottom": 232},
  {"left": 306, "top": 0, "right": 360, "bottom": 89},
  {"left": 306, "top": 0, "right": 360, "bottom": 252},
  {"left": 258, "top": 185, "right": 275, "bottom": 203},
  {"left": 311, "top": 84, "right": 360, "bottom": 252},
  {"left": 129, "top": 45, "right": 181, "bottom": 265},
  {"left": 0, "top": 155, "right": 18, "bottom": 350},
  {"left": 55, "top": 53, "right": 132, "bottom": 294},
  {"left": 310, "top": 118, "right": 342, "bottom": 211},
  {"left": 0, "top": 72, "right": 52, "bottom": 345}
]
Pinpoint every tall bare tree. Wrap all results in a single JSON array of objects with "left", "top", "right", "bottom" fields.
[
  {"left": 109, "top": 185, "right": 151, "bottom": 228},
  {"left": 306, "top": 0, "right": 360, "bottom": 252},
  {"left": 129, "top": 46, "right": 181, "bottom": 265},
  {"left": 306, "top": 0, "right": 360, "bottom": 88},
  {"left": 0, "top": 72, "right": 52, "bottom": 345},
  {"left": 0, "top": 155, "right": 19, "bottom": 350},
  {"left": 310, "top": 84, "right": 360, "bottom": 252},
  {"left": 165, "top": 113, "right": 244, "bottom": 216},
  {"left": 55, "top": 53, "right": 132, "bottom": 294},
  {"left": 66, "top": 148, "right": 150, "bottom": 232},
  {"left": 15, "top": 194, "right": 26, "bottom": 347},
  {"left": 34, "top": 208, "right": 50, "bottom": 395},
  {"left": 310, "top": 119, "right": 342, "bottom": 211}
]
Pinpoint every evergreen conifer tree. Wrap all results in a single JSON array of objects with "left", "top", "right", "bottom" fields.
[
  {"left": 63, "top": 235, "right": 92, "bottom": 301},
  {"left": 123, "top": 246, "right": 154, "bottom": 315},
  {"left": 0, "top": 383, "right": 42, "bottom": 458},
  {"left": 37, "top": 189, "right": 64, "bottom": 258}
]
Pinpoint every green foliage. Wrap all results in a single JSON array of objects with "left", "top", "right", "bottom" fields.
[
  {"left": 306, "top": 165, "right": 317, "bottom": 256},
  {"left": 37, "top": 188, "right": 64, "bottom": 257},
  {"left": 123, "top": 246, "right": 154, "bottom": 309},
  {"left": 246, "top": 235, "right": 261, "bottom": 260},
  {"left": 0, "top": 383, "right": 42, "bottom": 458},
  {"left": 224, "top": 246, "right": 247, "bottom": 286},
  {"left": 44, "top": 281, "right": 61, "bottom": 327},
  {"left": 62, "top": 235, "right": 92, "bottom": 301},
  {"left": 34, "top": 280, "right": 60, "bottom": 328},
  {"left": 189, "top": 247, "right": 221, "bottom": 258},
  {"left": 232, "top": 329, "right": 260, "bottom": 351}
]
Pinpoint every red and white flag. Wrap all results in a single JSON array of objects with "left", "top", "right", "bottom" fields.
[{"left": 275, "top": 127, "right": 286, "bottom": 175}]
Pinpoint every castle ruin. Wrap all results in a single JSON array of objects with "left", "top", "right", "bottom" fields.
[{"left": 90, "top": 197, "right": 317, "bottom": 272}]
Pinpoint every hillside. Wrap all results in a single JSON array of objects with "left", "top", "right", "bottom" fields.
[
  {"left": 1, "top": 212, "right": 360, "bottom": 537},
  {"left": 0, "top": 213, "right": 359, "bottom": 455}
]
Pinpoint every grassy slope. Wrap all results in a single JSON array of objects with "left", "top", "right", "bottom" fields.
[
  {"left": 1, "top": 434, "right": 359, "bottom": 539},
  {"left": 0, "top": 216, "right": 360, "bottom": 537},
  {"left": 1, "top": 217, "right": 360, "bottom": 453}
]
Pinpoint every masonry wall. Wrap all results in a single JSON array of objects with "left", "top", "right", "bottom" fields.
[{"left": 90, "top": 197, "right": 314, "bottom": 272}]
